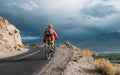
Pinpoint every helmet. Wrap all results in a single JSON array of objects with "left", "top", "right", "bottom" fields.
[{"left": 48, "top": 24, "right": 53, "bottom": 28}]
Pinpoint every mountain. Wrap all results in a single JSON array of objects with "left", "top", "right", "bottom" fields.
[
  {"left": 22, "top": 30, "right": 120, "bottom": 53},
  {"left": 78, "top": 32, "right": 120, "bottom": 52}
]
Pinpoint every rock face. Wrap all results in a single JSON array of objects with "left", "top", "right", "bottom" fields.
[{"left": 0, "top": 16, "right": 23, "bottom": 51}]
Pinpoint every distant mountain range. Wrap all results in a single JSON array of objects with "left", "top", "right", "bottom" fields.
[
  {"left": 78, "top": 32, "right": 120, "bottom": 52},
  {"left": 22, "top": 38, "right": 43, "bottom": 44},
  {"left": 22, "top": 32, "right": 120, "bottom": 52}
]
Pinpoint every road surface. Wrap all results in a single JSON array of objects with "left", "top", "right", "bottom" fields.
[
  {"left": 0, "top": 47, "right": 49, "bottom": 75},
  {"left": 0, "top": 47, "right": 73, "bottom": 75}
]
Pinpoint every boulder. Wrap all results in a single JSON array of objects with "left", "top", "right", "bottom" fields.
[{"left": 0, "top": 16, "right": 23, "bottom": 51}]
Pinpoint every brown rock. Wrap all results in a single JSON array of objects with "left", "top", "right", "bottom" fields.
[{"left": 0, "top": 16, "right": 23, "bottom": 51}]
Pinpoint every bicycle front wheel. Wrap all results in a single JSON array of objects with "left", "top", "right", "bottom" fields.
[{"left": 45, "top": 45, "right": 51, "bottom": 60}]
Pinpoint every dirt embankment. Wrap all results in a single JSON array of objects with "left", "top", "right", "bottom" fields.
[
  {"left": 35, "top": 48, "right": 73, "bottom": 75},
  {"left": 35, "top": 43, "right": 99, "bottom": 75}
]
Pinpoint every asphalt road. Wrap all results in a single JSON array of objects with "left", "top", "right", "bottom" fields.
[{"left": 0, "top": 47, "right": 49, "bottom": 75}]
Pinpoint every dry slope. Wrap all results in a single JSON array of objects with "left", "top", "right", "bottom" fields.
[
  {"left": 0, "top": 16, "right": 27, "bottom": 58},
  {"left": 0, "top": 16, "right": 23, "bottom": 51},
  {"left": 35, "top": 43, "right": 99, "bottom": 75}
]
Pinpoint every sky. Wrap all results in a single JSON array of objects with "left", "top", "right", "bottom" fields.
[{"left": 0, "top": 0, "right": 120, "bottom": 44}]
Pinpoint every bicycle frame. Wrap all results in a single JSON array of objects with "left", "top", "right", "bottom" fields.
[{"left": 44, "top": 40, "right": 54, "bottom": 60}]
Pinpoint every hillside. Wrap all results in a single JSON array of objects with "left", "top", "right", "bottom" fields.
[
  {"left": 36, "top": 43, "right": 99, "bottom": 75},
  {"left": 37, "top": 42, "right": 120, "bottom": 75},
  {"left": 78, "top": 32, "right": 120, "bottom": 52},
  {"left": 0, "top": 16, "right": 28, "bottom": 58},
  {"left": 22, "top": 32, "right": 120, "bottom": 53}
]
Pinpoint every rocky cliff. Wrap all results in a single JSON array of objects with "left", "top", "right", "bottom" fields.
[{"left": 0, "top": 16, "right": 23, "bottom": 51}]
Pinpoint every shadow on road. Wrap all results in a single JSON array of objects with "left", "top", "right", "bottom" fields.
[
  {"left": 0, "top": 47, "right": 49, "bottom": 75},
  {"left": 0, "top": 47, "right": 46, "bottom": 62}
]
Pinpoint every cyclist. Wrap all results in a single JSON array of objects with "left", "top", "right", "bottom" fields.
[{"left": 43, "top": 24, "right": 58, "bottom": 51}]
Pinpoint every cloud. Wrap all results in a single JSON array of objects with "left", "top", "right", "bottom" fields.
[
  {"left": 17, "top": 0, "right": 39, "bottom": 11},
  {"left": 0, "top": 0, "right": 120, "bottom": 43},
  {"left": 22, "top": 36, "right": 42, "bottom": 43},
  {"left": 3, "top": 0, "right": 39, "bottom": 11},
  {"left": 22, "top": 36, "right": 40, "bottom": 40},
  {"left": 82, "top": 4, "right": 117, "bottom": 17}
]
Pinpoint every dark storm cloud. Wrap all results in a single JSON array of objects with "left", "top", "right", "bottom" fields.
[
  {"left": 0, "top": 0, "right": 50, "bottom": 37},
  {"left": 0, "top": 0, "right": 120, "bottom": 43}
]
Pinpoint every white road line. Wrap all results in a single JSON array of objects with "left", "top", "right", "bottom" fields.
[{"left": 18, "top": 50, "right": 41, "bottom": 60}]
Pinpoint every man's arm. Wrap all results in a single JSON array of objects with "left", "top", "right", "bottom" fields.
[{"left": 53, "top": 30, "right": 58, "bottom": 39}]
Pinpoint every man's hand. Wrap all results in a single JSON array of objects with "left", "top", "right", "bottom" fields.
[{"left": 55, "top": 38, "right": 58, "bottom": 40}]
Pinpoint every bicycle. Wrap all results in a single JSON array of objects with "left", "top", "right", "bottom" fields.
[{"left": 44, "top": 40, "right": 55, "bottom": 60}]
